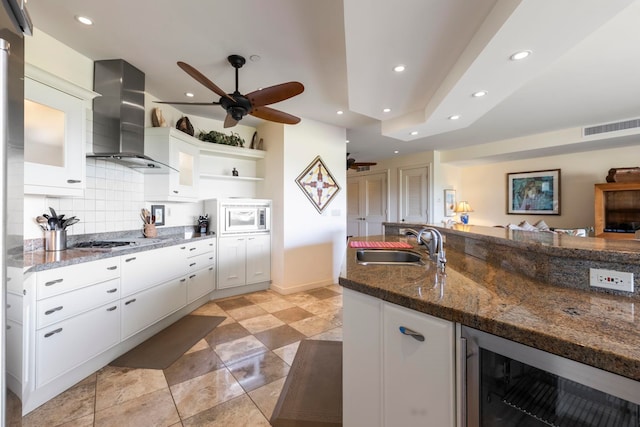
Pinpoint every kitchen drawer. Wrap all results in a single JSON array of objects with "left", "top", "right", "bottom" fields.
[
  {"left": 6, "top": 291, "right": 22, "bottom": 323},
  {"left": 121, "top": 244, "right": 184, "bottom": 296},
  {"left": 187, "top": 265, "right": 215, "bottom": 304},
  {"left": 121, "top": 275, "right": 187, "bottom": 339},
  {"left": 36, "top": 257, "right": 120, "bottom": 300},
  {"left": 37, "top": 278, "right": 120, "bottom": 329},
  {"left": 184, "top": 238, "right": 215, "bottom": 258},
  {"left": 186, "top": 252, "right": 215, "bottom": 272},
  {"left": 36, "top": 301, "right": 121, "bottom": 388}
]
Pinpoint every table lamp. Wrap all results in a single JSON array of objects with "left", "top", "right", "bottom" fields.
[{"left": 454, "top": 201, "right": 473, "bottom": 224}]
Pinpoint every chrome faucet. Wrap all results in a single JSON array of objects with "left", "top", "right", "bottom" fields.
[{"left": 405, "top": 227, "right": 447, "bottom": 272}]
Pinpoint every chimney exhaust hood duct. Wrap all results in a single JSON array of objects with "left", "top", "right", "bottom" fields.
[{"left": 89, "top": 59, "right": 176, "bottom": 173}]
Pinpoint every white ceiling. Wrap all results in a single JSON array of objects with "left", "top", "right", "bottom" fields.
[{"left": 26, "top": 0, "right": 640, "bottom": 163}]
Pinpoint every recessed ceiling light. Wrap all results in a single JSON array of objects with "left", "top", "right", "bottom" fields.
[
  {"left": 510, "top": 50, "right": 532, "bottom": 61},
  {"left": 394, "top": 150, "right": 399, "bottom": 154},
  {"left": 448, "top": 115, "right": 460, "bottom": 120},
  {"left": 346, "top": 139, "right": 350, "bottom": 143},
  {"left": 472, "top": 90, "right": 488, "bottom": 98},
  {"left": 75, "top": 15, "right": 93, "bottom": 26},
  {"left": 410, "top": 131, "right": 418, "bottom": 136},
  {"left": 337, "top": 110, "right": 344, "bottom": 115},
  {"left": 185, "top": 92, "right": 194, "bottom": 98},
  {"left": 383, "top": 108, "right": 391, "bottom": 113},
  {"left": 393, "top": 65, "right": 405, "bottom": 73},
  {"left": 249, "top": 55, "right": 261, "bottom": 62}
]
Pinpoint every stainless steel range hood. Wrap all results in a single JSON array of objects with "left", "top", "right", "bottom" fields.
[{"left": 89, "top": 59, "right": 176, "bottom": 173}]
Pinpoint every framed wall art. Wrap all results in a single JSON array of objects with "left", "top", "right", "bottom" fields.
[
  {"left": 507, "top": 169, "right": 560, "bottom": 215},
  {"left": 296, "top": 155, "right": 341, "bottom": 213},
  {"left": 444, "top": 189, "right": 456, "bottom": 217},
  {"left": 151, "top": 204, "right": 165, "bottom": 226}
]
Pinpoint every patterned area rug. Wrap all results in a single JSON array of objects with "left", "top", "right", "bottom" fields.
[
  {"left": 271, "top": 340, "right": 342, "bottom": 427},
  {"left": 110, "top": 315, "right": 225, "bottom": 370}
]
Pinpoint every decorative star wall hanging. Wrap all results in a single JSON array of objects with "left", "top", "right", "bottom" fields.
[{"left": 295, "top": 155, "right": 341, "bottom": 213}]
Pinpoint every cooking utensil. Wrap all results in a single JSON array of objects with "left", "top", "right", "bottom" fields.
[
  {"left": 36, "top": 216, "right": 49, "bottom": 228},
  {"left": 48, "top": 217, "right": 58, "bottom": 230},
  {"left": 62, "top": 218, "right": 79, "bottom": 229},
  {"left": 49, "top": 206, "right": 58, "bottom": 219}
]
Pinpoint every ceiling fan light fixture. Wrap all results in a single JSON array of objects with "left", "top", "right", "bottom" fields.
[{"left": 510, "top": 50, "right": 532, "bottom": 61}]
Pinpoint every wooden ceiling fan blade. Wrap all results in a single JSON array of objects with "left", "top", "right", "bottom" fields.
[
  {"left": 247, "top": 82, "right": 304, "bottom": 107},
  {"left": 177, "top": 61, "right": 234, "bottom": 101},
  {"left": 154, "top": 100, "right": 221, "bottom": 106},
  {"left": 224, "top": 114, "right": 238, "bottom": 128},
  {"left": 250, "top": 106, "right": 301, "bottom": 124}
]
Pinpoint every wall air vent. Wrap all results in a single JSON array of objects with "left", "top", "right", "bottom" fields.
[{"left": 583, "top": 118, "right": 640, "bottom": 136}]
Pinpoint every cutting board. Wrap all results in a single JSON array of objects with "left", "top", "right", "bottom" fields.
[{"left": 349, "top": 241, "right": 413, "bottom": 249}]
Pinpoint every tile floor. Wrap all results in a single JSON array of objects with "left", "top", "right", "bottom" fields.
[{"left": 22, "top": 284, "right": 343, "bottom": 427}]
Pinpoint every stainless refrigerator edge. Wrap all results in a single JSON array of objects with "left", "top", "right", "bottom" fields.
[{"left": 1, "top": 0, "right": 31, "bottom": 425}]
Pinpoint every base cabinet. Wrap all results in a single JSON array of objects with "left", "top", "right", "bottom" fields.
[
  {"left": 218, "top": 234, "right": 270, "bottom": 289},
  {"left": 343, "top": 288, "right": 456, "bottom": 427}
]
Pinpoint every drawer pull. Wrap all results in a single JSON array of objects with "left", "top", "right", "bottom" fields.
[
  {"left": 189, "top": 274, "right": 196, "bottom": 279},
  {"left": 173, "top": 190, "right": 179, "bottom": 194},
  {"left": 106, "top": 288, "right": 118, "bottom": 293},
  {"left": 45, "top": 278, "right": 64, "bottom": 286},
  {"left": 180, "top": 278, "right": 187, "bottom": 283},
  {"left": 180, "top": 246, "right": 186, "bottom": 250},
  {"left": 125, "top": 298, "right": 137, "bottom": 305},
  {"left": 248, "top": 237, "right": 255, "bottom": 240},
  {"left": 190, "top": 247, "right": 197, "bottom": 251},
  {"left": 6, "top": 325, "right": 10, "bottom": 331},
  {"left": 189, "top": 262, "right": 196, "bottom": 267},
  {"left": 399, "top": 326, "right": 425, "bottom": 342},
  {"left": 106, "top": 306, "right": 118, "bottom": 312},
  {"left": 6, "top": 304, "right": 10, "bottom": 309},
  {"left": 107, "top": 266, "right": 118, "bottom": 270},
  {"left": 44, "top": 328, "right": 63, "bottom": 338},
  {"left": 209, "top": 267, "right": 214, "bottom": 271},
  {"left": 44, "top": 306, "right": 64, "bottom": 315},
  {"left": 125, "top": 257, "right": 137, "bottom": 262},
  {"left": 67, "top": 179, "right": 82, "bottom": 184},
  {"left": 209, "top": 256, "right": 214, "bottom": 260}
]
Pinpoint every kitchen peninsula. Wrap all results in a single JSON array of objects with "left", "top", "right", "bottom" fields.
[{"left": 339, "top": 224, "right": 640, "bottom": 426}]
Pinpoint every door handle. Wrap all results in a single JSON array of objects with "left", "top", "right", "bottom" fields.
[{"left": 399, "top": 326, "right": 425, "bottom": 342}]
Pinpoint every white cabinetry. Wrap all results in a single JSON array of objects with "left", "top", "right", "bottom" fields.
[
  {"left": 144, "top": 127, "right": 200, "bottom": 201},
  {"left": 218, "top": 234, "right": 270, "bottom": 289},
  {"left": 343, "top": 288, "right": 456, "bottom": 427},
  {"left": 24, "top": 64, "right": 100, "bottom": 197},
  {"left": 120, "top": 244, "right": 185, "bottom": 296},
  {"left": 185, "top": 238, "right": 216, "bottom": 303}
]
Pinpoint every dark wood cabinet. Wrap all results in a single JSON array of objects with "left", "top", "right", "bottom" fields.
[{"left": 594, "top": 182, "right": 640, "bottom": 239}]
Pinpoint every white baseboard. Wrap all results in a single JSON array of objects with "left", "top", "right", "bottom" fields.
[{"left": 270, "top": 278, "right": 335, "bottom": 295}]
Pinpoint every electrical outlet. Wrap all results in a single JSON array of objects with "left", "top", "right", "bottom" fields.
[{"left": 589, "top": 268, "right": 634, "bottom": 292}]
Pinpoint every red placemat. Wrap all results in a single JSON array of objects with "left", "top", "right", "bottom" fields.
[{"left": 349, "top": 241, "right": 413, "bottom": 249}]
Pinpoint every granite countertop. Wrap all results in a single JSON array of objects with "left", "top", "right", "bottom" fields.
[
  {"left": 23, "top": 232, "right": 216, "bottom": 273},
  {"left": 339, "top": 234, "right": 640, "bottom": 381}
]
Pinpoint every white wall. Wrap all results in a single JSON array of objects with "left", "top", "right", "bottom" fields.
[
  {"left": 260, "top": 120, "right": 347, "bottom": 293},
  {"left": 453, "top": 144, "right": 640, "bottom": 228}
]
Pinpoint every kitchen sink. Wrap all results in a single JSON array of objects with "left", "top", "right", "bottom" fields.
[{"left": 356, "top": 249, "right": 424, "bottom": 266}]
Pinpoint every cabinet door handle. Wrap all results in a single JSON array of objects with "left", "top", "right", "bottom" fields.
[
  {"left": 44, "top": 306, "right": 64, "bottom": 315},
  {"left": 106, "top": 288, "right": 118, "bottom": 293},
  {"left": 180, "top": 246, "right": 186, "bottom": 250},
  {"left": 107, "top": 266, "right": 118, "bottom": 270},
  {"left": 208, "top": 267, "right": 214, "bottom": 271},
  {"left": 173, "top": 190, "right": 179, "bottom": 194},
  {"left": 248, "top": 237, "right": 255, "bottom": 241},
  {"left": 180, "top": 278, "right": 187, "bottom": 283},
  {"left": 189, "top": 274, "right": 196, "bottom": 279},
  {"left": 106, "top": 306, "right": 118, "bottom": 312},
  {"left": 44, "top": 328, "right": 63, "bottom": 338},
  {"left": 125, "top": 257, "right": 137, "bottom": 262},
  {"left": 45, "top": 278, "right": 64, "bottom": 286},
  {"left": 67, "top": 179, "right": 82, "bottom": 184},
  {"left": 189, "top": 262, "right": 196, "bottom": 267},
  {"left": 399, "top": 326, "right": 425, "bottom": 342},
  {"left": 190, "top": 247, "right": 197, "bottom": 251},
  {"left": 125, "top": 298, "right": 136, "bottom": 305}
]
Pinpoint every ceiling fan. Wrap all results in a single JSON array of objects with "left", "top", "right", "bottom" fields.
[
  {"left": 347, "top": 153, "right": 377, "bottom": 170},
  {"left": 155, "top": 54, "right": 304, "bottom": 128}
]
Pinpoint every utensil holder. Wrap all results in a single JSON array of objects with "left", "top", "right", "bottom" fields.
[
  {"left": 143, "top": 223, "right": 158, "bottom": 238},
  {"left": 45, "top": 230, "right": 67, "bottom": 251}
]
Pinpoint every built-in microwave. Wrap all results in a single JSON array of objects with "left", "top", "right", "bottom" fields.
[{"left": 204, "top": 198, "right": 271, "bottom": 235}]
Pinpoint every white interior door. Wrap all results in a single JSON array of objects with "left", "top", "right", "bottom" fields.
[
  {"left": 399, "top": 165, "right": 429, "bottom": 224},
  {"left": 347, "top": 172, "right": 388, "bottom": 237}
]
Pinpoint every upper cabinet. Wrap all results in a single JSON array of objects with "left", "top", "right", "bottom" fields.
[
  {"left": 144, "top": 127, "right": 266, "bottom": 201},
  {"left": 24, "top": 64, "right": 100, "bottom": 197}
]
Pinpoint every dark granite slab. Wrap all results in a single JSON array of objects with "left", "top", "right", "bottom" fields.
[{"left": 339, "top": 233, "right": 640, "bottom": 382}]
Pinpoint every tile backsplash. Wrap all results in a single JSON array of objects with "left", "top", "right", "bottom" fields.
[{"left": 25, "top": 159, "right": 145, "bottom": 239}]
